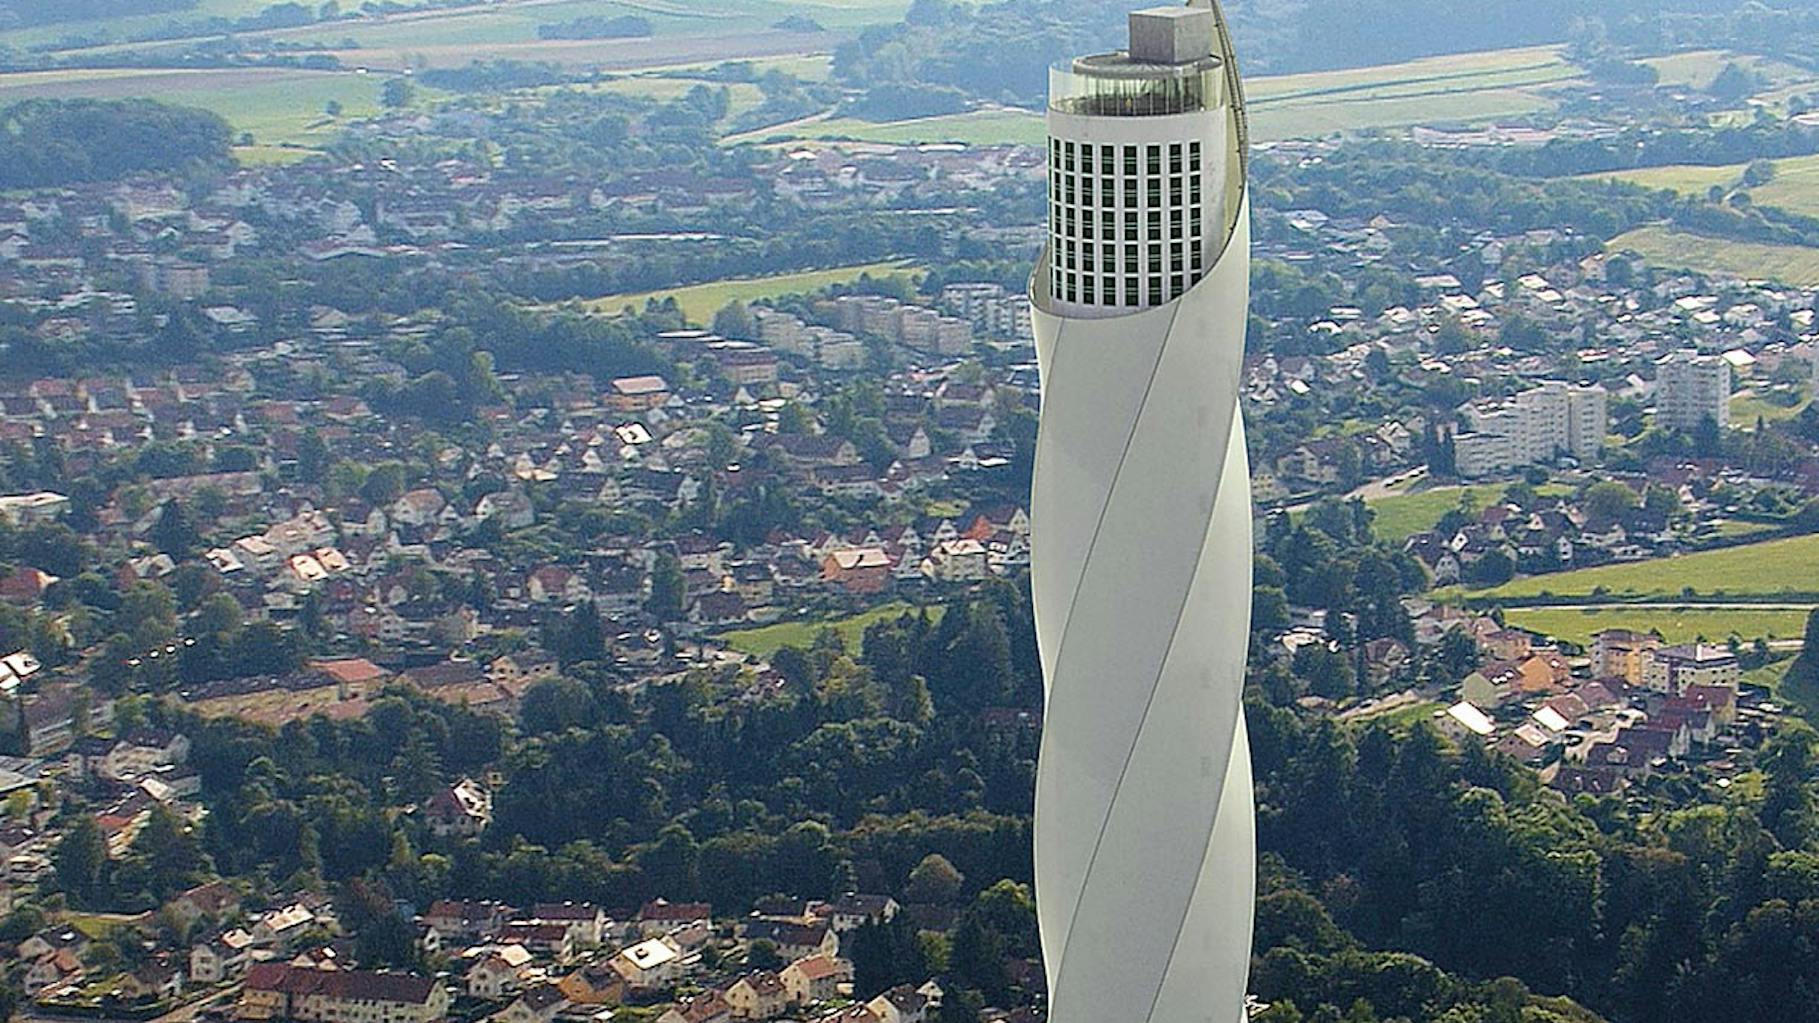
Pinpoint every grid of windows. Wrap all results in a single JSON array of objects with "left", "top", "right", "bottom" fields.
[{"left": 1050, "top": 137, "right": 1206, "bottom": 309}]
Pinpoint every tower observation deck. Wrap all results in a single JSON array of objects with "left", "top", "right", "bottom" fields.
[{"left": 1042, "top": 4, "right": 1248, "bottom": 320}]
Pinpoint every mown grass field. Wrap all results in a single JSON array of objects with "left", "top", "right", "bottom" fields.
[
  {"left": 1504, "top": 606, "right": 1812, "bottom": 647},
  {"left": 1608, "top": 226, "right": 1819, "bottom": 287},
  {"left": 581, "top": 259, "right": 921, "bottom": 324},
  {"left": 0, "top": 67, "right": 392, "bottom": 148},
  {"left": 1363, "top": 482, "right": 1573, "bottom": 543},
  {"left": 721, "top": 602, "right": 944, "bottom": 659},
  {"left": 1467, "top": 533, "right": 1819, "bottom": 601}
]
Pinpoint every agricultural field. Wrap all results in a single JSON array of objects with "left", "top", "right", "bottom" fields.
[
  {"left": 744, "top": 45, "right": 1585, "bottom": 149},
  {"left": 750, "top": 109, "right": 1048, "bottom": 148},
  {"left": 720, "top": 602, "right": 944, "bottom": 659},
  {"left": 1504, "top": 605, "right": 1813, "bottom": 648},
  {"left": 1246, "top": 45, "right": 1578, "bottom": 142},
  {"left": 1641, "top": 49, "right": 1816, "bottom": 91},
  {"left": 1607, "top": 226, "right": 1819, "bottom": 287},
  {"left": 0, "top": 67, "right": 392, "bottom": 148},
  {"left": 580, "top": 259, "right": 922, "bottom": 325},
  {"left": 1466, "top": 533, "right": 1819, "bottom": 602},
  {"left": 24, "top": 0, "right": 904, "bottom": 72}
]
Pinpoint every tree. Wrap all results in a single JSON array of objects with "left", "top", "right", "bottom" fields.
[
  {"left": 557, "top": 601, "right": 607, "bottom": 665},
  {"left": 151, "top": 500, "right": 199, "bottom": 557},
  {"left": 1785, "top": 610, "right": 1819, "bottom": 703},
  {"left": 381, "top": 78, "right": 416, "bottom": 109},
  {"left": 1584, "top": 480, "right": 1640, "bottom": 521},
  {"left": 949, "top": 915, "right": 1008, "bottom": 1002},
  {"left": 647, "top": 552, "right": 685, "bottom": 621},
  {"left": 712, "top": 301, "right": 754, "bottom": 339},
  {"left": 905, "top": 853, "right": 964, "bottom": 905},
  {"left": 747, "top": 939, "right": 784, "bottom": 971},
  {"left": 54, "top": 815, "right": 108, "bottom": 906}
]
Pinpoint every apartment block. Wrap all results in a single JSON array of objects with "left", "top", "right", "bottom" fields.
[
  {"left": 1657, "top": 350, "right": 1731, "bottom": 432},
  {"left": 1453, "top": 381, "right": 1607, "bottom": 478}
]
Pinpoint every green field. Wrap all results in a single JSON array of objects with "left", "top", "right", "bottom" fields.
[
  {"left": 1247, "top": 45, "right": 1576, "bottom": 142},
  {"left": 0, "top": 67, "right": 394, "bottom": 148},
  {"left": 28, "top": 0, "right": 903, "bottom": 72},
  {"left": 1505, "top": 606, "right": 1812, "bottom": 647},
  {"left": 582, "top": 259, "right": 922, "bottom": 324},
  {"left": 1732, "top": 387, "right": 1811, "bottom": 427},
  {"left": 721, "top": 602, "right": 944, "bottom": 659},
  {"left": 1608, "top": 226, "right": 1819, "bottom": 287},
  {"left": 1589, "top": 154, "right": 1819, "bottom": 219},
  {"left": 1363, "top": 482, "right": 1572, "bottom": 543},
  {"left": 1467, "top": 533, "right": 1819, "bottom": 601},
  {"left": 1641, "top": 50, "right": 1816, "bottom": 91},
  {"left": 742, "top": 46, "right": 1581, "bottom": 148}
]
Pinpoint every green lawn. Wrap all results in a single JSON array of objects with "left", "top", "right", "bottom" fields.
[
  {"left": 721, "top": 602, "right": 945, "bottom": 659},
  {"left": 1608, "top": 226, "right": 1819, "bottom": 287},
  {"left": 1504, "top": 606, "right": 1811, "bottom": 647},
  {"left": 1467, "top": 533, "right": 1819, "bottom": 601},
  {"left": 580, "top": 259, "right": 922, "bottom": 324},
  {"left": 1364, "top": 482, "right": 1572, "bottom": 544}
]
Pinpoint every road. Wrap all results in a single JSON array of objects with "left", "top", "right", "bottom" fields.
[{"left": 1279, "top": 466, "right": 1428, "bottom": 515}]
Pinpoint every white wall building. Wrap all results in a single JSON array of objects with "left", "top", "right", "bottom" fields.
[
  {"left": 1657, "top": 350, "right": 1731, "bottom": 432},
  {"left": 1454, "top": 381, "right": 1607, "bottom": 478}
]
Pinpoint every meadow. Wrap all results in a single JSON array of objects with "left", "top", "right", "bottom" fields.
[
  {"left": 1465, "top": 533, "right": 1819, "bottom": 601},
  {"left": 1354, "top": 481, "right": 1572, "bottom": 543},
  {"left": 720, "top": 602, "right": 944, "bottom": 659},
  {"left": 0, "top": 67, "right": 389, "bottom": 149},
  {"left": 580, "top": 259, "right": 922, "bottom": 325},
  {"left": 1504, "top": 605, "right": 1813, "bottom": 647},
  {"left": 1607, "top": 226, "right": 1819, "bottom": 287}
]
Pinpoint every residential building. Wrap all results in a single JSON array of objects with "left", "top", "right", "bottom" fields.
[
  {"left": 1657, "top": 350, "right": 1731, "bottom": 432},
  {"left": 1454, "top": 381, "right": 1607, "bottom": 478},
  {"left": 239, "top": 964, "right": 450, "bottom": 1023},
  {"left": 1643, "top": 643, "right": 1740, "bottom": 694},
  {"left": 1593, "top": 629, "right": 1658, "bottom": 685}
]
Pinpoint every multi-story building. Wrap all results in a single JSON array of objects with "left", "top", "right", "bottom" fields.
[
  {"left": 1592, "top": 628, "right": 1659, "bottom": 686},
  {"left": 1644, "top": 643, "right": 1741, "bottom": 694},
  {"left": 1657, "top": 350, "right": 1731, "bottom": 432},
  {"left": 1453, "top": 381, "right": 1607, "bottom": 478}
]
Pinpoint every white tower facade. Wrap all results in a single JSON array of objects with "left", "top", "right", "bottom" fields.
[{"left": 1028, "top": 4, "right": 1255, "bottom": 1023}]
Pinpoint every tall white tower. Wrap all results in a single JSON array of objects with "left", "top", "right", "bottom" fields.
[{"left": 1028, "top": 3, "right": 1255, "bottom": 1023}]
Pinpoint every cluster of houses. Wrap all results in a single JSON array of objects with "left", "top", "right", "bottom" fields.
[{"left": 1430, "top": 616, "right": 1756, "bottom": 795}]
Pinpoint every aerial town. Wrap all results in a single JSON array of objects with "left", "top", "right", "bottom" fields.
[{"left": 3, "top": 1, "right": 1819, "bottom": 1022}]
